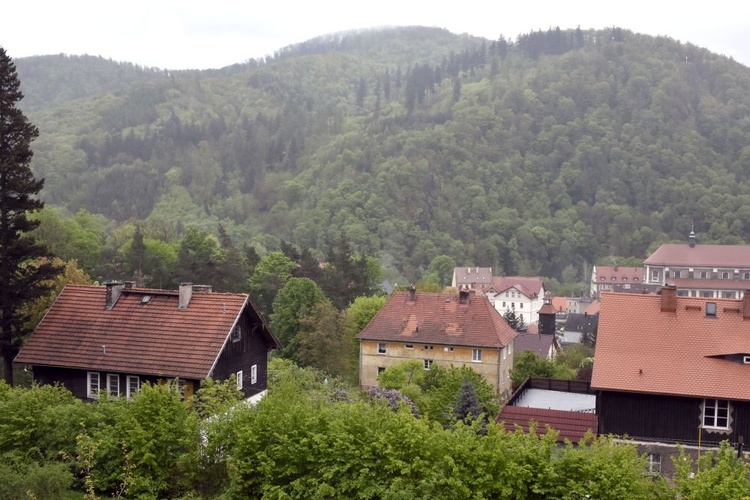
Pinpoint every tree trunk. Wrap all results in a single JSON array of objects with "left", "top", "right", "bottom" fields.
[{"left": 2, "top": 354, "right": 13, "bottom": 386}]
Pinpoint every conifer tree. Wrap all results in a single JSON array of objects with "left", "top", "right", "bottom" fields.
[{"left": 0, "top": 47, "right": 59, "bottom": 384}]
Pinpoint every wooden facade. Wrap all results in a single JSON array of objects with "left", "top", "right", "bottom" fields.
[
  {"left": 598, "top": 390, "right": 750, "bottom": 446},
  {"left": 211, "top": 312, "right": 271, "bottom": 398}
]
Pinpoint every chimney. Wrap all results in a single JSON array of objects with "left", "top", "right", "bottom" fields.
[
  {"left": 743, "top": 291, "right": 750, "bottom": 320},
  {"left": 661, "top": 285, "right": 677, "bottom": 313},
  {"left": 459, "top": 290, "right": 470, "bottom": 305},
  {"left": 123, "top": 281, "right": 135, "bottom": 290},
  {"left": 408, "top": 285, "right": 416, "bottom": 302},
  {"left": 105, "top": 281, "right": 124, "bottom": 310},
  {"left": 193, "top": 284, "right": 213, "bottom": 293},
  {"left": 179, "top": 282, "right": 193, "bottom": 309}
]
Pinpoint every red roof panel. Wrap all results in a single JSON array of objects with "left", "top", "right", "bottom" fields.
[
  {"left": 497, "top": 405, "right": 598, "bottom": 442},
  {"left": 15, "top": 285, "right": 257, "bottom": 379}
]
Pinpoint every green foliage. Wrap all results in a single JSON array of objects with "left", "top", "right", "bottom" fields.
[
  {"left": 0, "top": 454, "right": 75, "bottom": 500},
  {"left": 298, "top": 301, "right": 354, "bottom": 380},
  {"left": 344, "top": 294, "right": 388, "bottom": 333},
  {"left": 510, "top": 351, "right": 577, "bottom": 388},
  {"left": 425, "top": 254, "right": 456, "bottom": 287},
  {"left": 271, "top": 277, "right": 326, "bottom": 360},
  {"left": 673, "top": 441, "right": 750, "bottom": 499},
  {"left": 248, "top": 251, "right": 296, "bottom": 314}
]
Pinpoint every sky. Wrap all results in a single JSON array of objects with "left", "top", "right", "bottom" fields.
[{"left": 4, "top": 1, "right": 750, "bottom": 70}]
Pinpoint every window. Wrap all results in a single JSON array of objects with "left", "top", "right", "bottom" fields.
[
  {"left": 673, "top": 270, "right": 681, "bottom": 278},
  {"left": 231, "top": 324, "right": 241, "bottom": 342},
  {"left": 423, "top": 359, "right": 433, "bottom": 370},
  {"left": 378, "top": 343, "right": 387, "bottom": 354},
  {"left": 611, "top": 277, "right": 616, "bottom": 281},
  {"left": 647, "top": 453, "right": 661, "bottom": 474},
  {"left": 405, "top": 344, "right": 414, "bottom": 349},
  {"left": 502, "top": 301, "right": 506, "bottom": 307},
  {"left": 634, "top": 277, "right": 639, "bottom": 282},
  {"left": 236, "top": 371, "right": 244, "bottom": 390},
  {"left": 424, "top": 345, "right": 433, "bottom": 350},
  {"left": 706, "top": 302, "right": 717, "bottom": 317},
  {"left": 377, "top": 367, "right": 386, "bottom": 375},
  {"left": 505, "top": 292, "right": 509, "bottom": 297},
  {"left": 87, "top": 372, "right": 100, "bottom": 399},
  {"left": 107, "top": 373, "right": 119, "bottom": 398},
  {"left": 722, "top": 271, "right": 729, "bottom": 279},
  {"left": 519, "top": 303, "right": 523, "bottom": 309},
  {"left": 700, "top": 271, "right": 708, "bottom": 279},
  {"left": 651, "top": 270, "right": 659, "bottom": 282},
  {"left": 622, "top": 277, "right": 628, "bottom": 281},
  {"left": 126, "top": 376, "right": 140, "bottom": 399},
  {"left": 600, "top": 276, "right": 605, "bottom": 281},
  {"left": 743, "top": 356, "right": 750, "bottom": 365},
  {"left": 472, "top": 349, "right": 482, "bottom": 362},
  {"left": 703, "top": 399, "right": 730, "bottom": 429},
  {"left": 745, "top": 272, "right": 750, "bottom": 280},
  {"left": 251, "top": 364, "right": 257, "bottom": 385}
]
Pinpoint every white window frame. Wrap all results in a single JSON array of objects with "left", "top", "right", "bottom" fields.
[
  {"left": 703, "top": 399, "right": 730, "bottom": 430},
  {"left": 231, "top": 324, "right": 241, "bottom": 342},
  {"left": 236, "top": 370, "right": 243, "bottom": 390},
  {"left": 126, "top": 375, "right": 140, "bottom": 399},
  {"left": 251, "top": 364, "right": 257, "bottom": 385},
  {"left": 647, "top": 453, "right": 661, "bottom": 474},
  {"left": 378, "top": 342, "right": 387, "bottom": 354},
  {"left": 743, "top": 356, "right": 750, "bottom": 365},
  {"left": 107, "top": 373, "right": 119, "bottom": 398},
  {"left": 472, "top": 349, "right": 482, "bottom": 362},
  {"left": 423, "top": 359, "right": 433, "bottom": 370},
  {"left": 405, "top": 344, "right": 414, "bottom": 349},
  {"left": 87, "top": 372, "right": 100, "bottom": 399}
]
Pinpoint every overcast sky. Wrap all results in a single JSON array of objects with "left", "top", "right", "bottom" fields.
[{"left": 4, "top": 1, "right": 750, "bottom": 70}]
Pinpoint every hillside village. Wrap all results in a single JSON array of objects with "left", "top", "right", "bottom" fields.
[{"left": 4, "top": 23, "right": 750, "bottom": 497}]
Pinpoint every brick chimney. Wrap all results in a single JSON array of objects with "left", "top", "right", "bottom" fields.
[
  {"left": 123, "top": 281, "right": 135, "bottom": 290},
  {"left": 459, "top": 290, "right": 470, "bottom": 305},
  {"left": 743, "top": 291, "right": 750, "bottom": 320},
  {"left": 105, "top": 281, "right": 124, "bottom": 310},
  {"left": 179, "top": 282, "right": 193, "bottom": 309},
  {"left": 408, "top": 285, "right": 416, "bottom": 302},
  {"left": 661, "top": 285, "right": 677, "bottom": 313}
]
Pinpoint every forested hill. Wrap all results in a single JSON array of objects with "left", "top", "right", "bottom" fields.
[{"left": 14, "top": 26, "right": 750, "bottom": 283}]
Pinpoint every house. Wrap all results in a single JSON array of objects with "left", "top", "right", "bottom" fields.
[
  {"left": 451, "top": 267, "right": 494, "bottom": 290},
  {"left": 497, "top": 377, "right": 597, "bottom": 442},
  {"left": 514, "top": 333, "right": 559, "bottom": 361},
  {"left": 592, "top": 286, "right": 750, "bottom": 474},
  {"left": 643, "top": 230, "right": 750, "bottom": 299},
  {"left": 14, "top": 282, "right": 281, "bottom": 401},
  {"left": 590, "top": 265, "right": 655, "bottom": 298},
  {"left": 357, "top": 288, "right": 517, "bottom": 395},
  {"left": 485, "top": 276, "right": 546, "bottom": 326},
  {"left": 551, "top": 296, "right": 568, "bottom": 321},
  {"left": 561, "top": 313, "right": 598, "bottom": 345}
]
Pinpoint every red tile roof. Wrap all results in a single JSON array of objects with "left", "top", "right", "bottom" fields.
[
  {"left": 582, "top": 300, "right": 601, "bottom": 316},
  {"left": 667, "top": 277, "right": 750, "bottom": 291},
  {"left": 593, "top": 266, "right": 643, "bottom": 281},
  {"left": 592, "top": 291, "right": 750, "bottom": 401},
  {"left": 551, "top": 297, "right": 567, "bottom": 312},
  {"left": 497, "top": 405, "right": 598, "bottom": 442},
  {"left": 357, "top": 291, "right": 516, "bottom": 348},
  {"left": 15, "top": 285, "right": 279, "bottom": 379},
  {"left": 491, "top": 276, "right": 545, "bottom": 298},
  {"left": 645, "top": 244, "right": 750, "bottom": 267}
]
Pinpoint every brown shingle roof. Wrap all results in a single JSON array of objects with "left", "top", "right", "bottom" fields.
[
  {"left": 497, "top": 406, "right": 598, "bottom": 442},
  {"left": 645, "top": 244, "right": 750, "bottom": 267},
  {"left": 357, "top": 291, "right": 516, "bottom": 348},
  {"left": 491, "top": 276, "right": 545, "bottom": 298},
  {"left": 514, "top": 333, "right": 555, "bottom": 358},
  {"left": 453, "top": 267, "right": 493, "bottom": 285},
  {"left": 15, "top": 285, "right": 278, "bottom": 379},
  {"left": 591, "top": 292, "right": 750, "bottom": 401}
]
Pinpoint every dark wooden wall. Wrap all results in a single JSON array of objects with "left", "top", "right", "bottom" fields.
[
  {"left": 212, "top": 310, "right": 270, "bottom": 397},
  {"left": 599, "top": 390, "right": 750, "bottom": 446}
]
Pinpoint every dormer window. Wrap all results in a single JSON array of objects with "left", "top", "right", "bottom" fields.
[
  {"left": 633, "top": 277, "right": 639, "bottom": 282},
  {"left": 611, "top": 277, "right": 616, "bottom": 281},
  {"left": 706, "top": 302, "right": 717, "bottom": 317},
  {"left": 672, "top": 270, "right": 681, "bottom": 278},
  {"left": 622, "top": 277, "right": 628, "bottom": 282},
  {"left": 744, "top": 356, "right": 750, "bottom": 365},
  {"left": 700, "top": 271, "right": 708, "bottom": 279}
]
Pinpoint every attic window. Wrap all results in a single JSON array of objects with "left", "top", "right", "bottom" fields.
[
  {"left": 744, "top": 356, "right": 750, "bottom": 365},
  {"left": 622, "top": 277, "right": 628, "bottom": 282},
  {"left": 634, "top": 277, "right": 639, "bottom": 282},
  {"left": 231, "top": 325, "right": 241, "bottom": 342},
  {"left": 600, "top": 277, "right": 605, "bottom": 281},
  {"left": 140, "top": 296, "right": 151, "bottom": 305},
  {"left": 706, "top": 302, "right": 717, "bottom": 317}
]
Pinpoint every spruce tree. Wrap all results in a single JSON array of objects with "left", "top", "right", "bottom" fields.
[{"left": 0, "top": 47, "right": 59, "bottom": 385}]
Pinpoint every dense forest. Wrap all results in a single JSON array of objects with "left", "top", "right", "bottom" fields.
[{"left": 14, "top": 26, "right": 750, "bottom": 286}]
